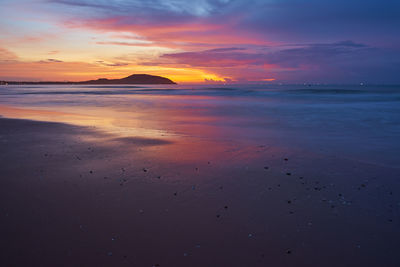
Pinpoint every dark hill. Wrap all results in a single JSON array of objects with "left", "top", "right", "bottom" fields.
[
  {"left": 79, "top": 74, "right": 176, "bottom": 84},
  {"left": 2, "top": 74, "right": 176, "bottom": 85}
]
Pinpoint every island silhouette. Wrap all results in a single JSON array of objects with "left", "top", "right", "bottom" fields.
[{"left": 1, "top": 74, "right": 176, "bottom": 85}]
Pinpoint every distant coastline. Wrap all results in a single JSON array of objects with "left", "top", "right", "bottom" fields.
[{"left": 0, "top": 74, "right": 176, "bottom": 85}]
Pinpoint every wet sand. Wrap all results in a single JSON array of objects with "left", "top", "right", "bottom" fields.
[{"left": 1, "top": 117, "right": 399, "bottom": 267}]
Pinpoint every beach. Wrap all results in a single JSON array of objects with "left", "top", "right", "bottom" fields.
[{"left": 1, "top": 84, "right": 400, "bottom": 266}]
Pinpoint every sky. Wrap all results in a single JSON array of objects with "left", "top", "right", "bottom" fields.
[{"left": 0, "top": 0, "right": 399, "bottom": 83}]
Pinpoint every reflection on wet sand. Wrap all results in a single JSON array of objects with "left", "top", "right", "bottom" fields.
[
  {"left": 0, "top": 104, "right": 175, "bottom": 141},
  {"left": 1, "top": 116, "right": 399, "bottom": 267}
]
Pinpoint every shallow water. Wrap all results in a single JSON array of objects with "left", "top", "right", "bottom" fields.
[{"left": 1, "top": 83, "right": 399, "bottom": 166}]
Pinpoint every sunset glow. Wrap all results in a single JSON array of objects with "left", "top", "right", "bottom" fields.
[{"left": 1, "top": 0, "right": 400, "bottom": 83}]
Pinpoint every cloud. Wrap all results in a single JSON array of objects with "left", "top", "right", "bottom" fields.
[
  {"left": 62, "top": 15, "right": 266, "bottom": 48},
  {"left": 38, "top": 58, "right": 64, "bottom": 63},
  {"left": 147, "top": 41, "right": 400, "bottom": 83},
  {"left": 159, "top": 47, "right": 261, "bottom": 67},
  {"left": 50, "top": 0, "right": 233, "bottom": 16},
  {"left": 96, "top": 41, "right": 155, "bottom": 47},
  {"left": 0, "top": 60, "right": 123, "bottom": 81},
  {"left": 48, "top": 0, "right": 400, "bottom": 45},
  {"left": 158, "top": 43, "right": 369, "bottom": 69},
  {"left": 0, "top": 48, "right": 18, "bottom": 61},
  {"left": 48, "top": 50, "right": 60, "bottom": 55},
  {"left": 95, "top": 60, "right": 129, "bottom": 67},
  {"left": 265, "top": 41, "right": 371, "bottom": 68}
]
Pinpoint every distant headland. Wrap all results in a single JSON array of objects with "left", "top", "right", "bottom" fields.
[{"left": 0, "top": 74, "right": 176, "bottom": 85}]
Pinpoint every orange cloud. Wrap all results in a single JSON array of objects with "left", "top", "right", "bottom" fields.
[
  {"left": 0, "top": 60, "right": 118, "bottom": 81},
  {"left": 0, "top": 58, "right": 225, "bottom": 83},
  {"left": 0, "top": 47, "right": 18, "bottom": 61}
]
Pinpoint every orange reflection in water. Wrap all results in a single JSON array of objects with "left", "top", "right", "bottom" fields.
[
  {"left": 1, "top": 93, "right": 231, "bottom": 139},
  {"left": 0, "top": 104, "right": 173, "bottom": 140},
  {"left": 0, "top": 94, "right": 279, "bottom": 165}
]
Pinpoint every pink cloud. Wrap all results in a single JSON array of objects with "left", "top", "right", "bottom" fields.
[{"left": 63, "top": 16, "right": 271, "bottom": 48}]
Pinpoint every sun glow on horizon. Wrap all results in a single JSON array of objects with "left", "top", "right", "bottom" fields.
[{"left": 0, "top": 0, "right": 399, "bottom": 84}]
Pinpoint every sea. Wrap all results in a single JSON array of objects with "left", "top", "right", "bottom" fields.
[
  {"left": 1, "top": 83, "right": 400, "bottom": 266},
  {"left": 1, "top": 83, "right": 399, "bottom": 166}
]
